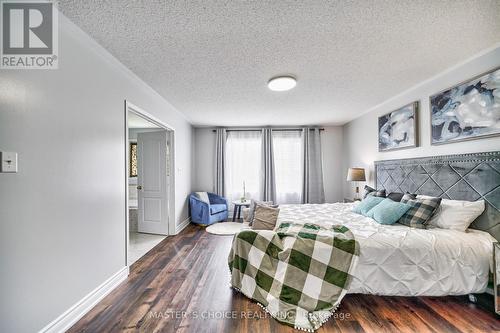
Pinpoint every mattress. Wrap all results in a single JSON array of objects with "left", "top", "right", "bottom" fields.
[{"left": 277, "top": 203, "right": 496, "bottom": 296}]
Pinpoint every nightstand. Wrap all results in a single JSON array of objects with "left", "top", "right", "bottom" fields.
[{"left": 343, "top": 198, "right": 361, "bottom": 203}]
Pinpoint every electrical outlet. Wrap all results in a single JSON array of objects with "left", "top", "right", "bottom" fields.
[{"left": 1, "top": 152, "right": 18, "bottom": 173}]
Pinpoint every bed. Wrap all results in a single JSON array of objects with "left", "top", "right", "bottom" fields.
[
  {"left": 277, "top": 202, "right": 495, "bottom": 296},
  {"left": 274, "top": 151, "right": 500, "bottom": 295},
  {"left": 363, "top": 150, "right": 500, "bottom": 295},
  {"left": 229, "top": 151, "right": 500, "bottom": 330}
]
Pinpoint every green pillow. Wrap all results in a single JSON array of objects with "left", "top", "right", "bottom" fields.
[
  {"left": 366, "top": 198, "right": 412, "bottom": 225},
  {"left": 352, "top": 196, "right": 385, "bottom": 216}
]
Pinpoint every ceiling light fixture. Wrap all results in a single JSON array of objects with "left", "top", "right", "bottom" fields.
[{"left": 267, "top": 76, "right": 297, "bottom": 92}]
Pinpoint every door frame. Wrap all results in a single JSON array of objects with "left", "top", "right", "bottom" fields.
[{"left": 124, "top": 100, "right": 176, "bottom": 266}]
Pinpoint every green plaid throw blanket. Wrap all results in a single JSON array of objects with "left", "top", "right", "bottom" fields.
[{"left": 228, "top": 222, "right": 359, "bottom": 331}]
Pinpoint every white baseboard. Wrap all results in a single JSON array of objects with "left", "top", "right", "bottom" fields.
[
  {"left": 39, "top": 266, "right": 129, "bottom": 333},
  {"left": 175, "top": 217, "right": 191, "bottom": 235}
]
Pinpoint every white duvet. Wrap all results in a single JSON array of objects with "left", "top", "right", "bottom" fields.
[{"left": 277, "top": 203, "right": 495, "bottom": 296}]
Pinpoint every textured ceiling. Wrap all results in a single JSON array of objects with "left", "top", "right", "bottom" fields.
[{"left": 59, "top": 1, "right": 500, "bottom": 126}]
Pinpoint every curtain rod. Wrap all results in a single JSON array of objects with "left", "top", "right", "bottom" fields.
[{"left": 211, "top": 128, "right": 325, "bottom": 133}]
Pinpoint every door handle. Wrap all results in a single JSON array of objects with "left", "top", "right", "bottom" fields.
[{"left": 137, "top": 185, "right": 143, "bottom": 190}]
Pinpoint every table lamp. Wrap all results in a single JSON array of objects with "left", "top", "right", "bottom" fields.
[{"left": 347, "top": 168, "right": 366, "bottom": 200}]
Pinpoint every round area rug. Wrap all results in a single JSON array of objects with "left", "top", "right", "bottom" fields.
[{"left": 205, "top": 222, "right": 250, "bottom": 235}]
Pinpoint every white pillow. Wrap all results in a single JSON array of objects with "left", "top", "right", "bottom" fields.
[
  {"left": 416, "top": 195, "right": 485, "bottom": 231},
  {"left": 194, "top": 191, "right": 210, "bottom": 204}
]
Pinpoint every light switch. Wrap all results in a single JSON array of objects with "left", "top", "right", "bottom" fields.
[{"left": 1, "top": 152, "right": 18, "bottom": 173}]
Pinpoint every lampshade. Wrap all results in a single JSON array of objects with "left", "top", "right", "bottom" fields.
[{"left": 347, "top": 168, "right": 366, "bottom": 181}]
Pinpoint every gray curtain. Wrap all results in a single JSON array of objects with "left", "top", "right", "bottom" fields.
[
  {"left": 302, "top": 128, "right": 325, "bottom": 203},
  {"left": 261, "top": 128, "right": 276, "bottom": 202},
  {"left": 214, "top": 128, "right": 226, "bottom": 196}
]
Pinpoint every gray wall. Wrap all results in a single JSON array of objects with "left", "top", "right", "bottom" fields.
[
  {"left": 0, "top": 15, "right": 193, "bottom": 333},
  {"left": 342, "top": 45, "right": 500, "bottom": 198},
  {"left": 321, "top": 126, "right": 344, "bottom": 203},
  {"left": 193, "top": 128, "right": 216, "bottom": 193},
  {"left": 192, "top": 126, "right": 344, "bottom": 203}
]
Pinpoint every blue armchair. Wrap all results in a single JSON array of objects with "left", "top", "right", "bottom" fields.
[{"left": 189, "top": 192, "right": 229, "bottom": 225}]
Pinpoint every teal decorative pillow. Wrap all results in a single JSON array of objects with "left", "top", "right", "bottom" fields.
[
  {"left": 366, "top": 198, "right": 412, "bottom": 225},
  {"left": 352, "top": 196, "right": 385, "bottom": 216}
]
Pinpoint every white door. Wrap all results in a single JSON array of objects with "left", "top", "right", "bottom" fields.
[{"left": 137, "top": 131, "right": 168, "bottom": 235}]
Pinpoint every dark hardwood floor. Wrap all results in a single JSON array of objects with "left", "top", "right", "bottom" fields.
[{"left": 69, "top": 225, "right": 500, "bottom": 333}]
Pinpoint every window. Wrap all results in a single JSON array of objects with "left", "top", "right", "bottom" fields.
[
  {"left": 129, "top": 142, "right": 138, "bottom": 177},
  {"left": 225, "top": 131, "right": 262, "bottom": 205},
  {"left": 273, "top": 131, "right": 303, "bottom": 204}
]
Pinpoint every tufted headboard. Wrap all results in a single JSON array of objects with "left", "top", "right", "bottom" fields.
[{"left": 375, "top": 151, "right": 500, "bottom": 241}]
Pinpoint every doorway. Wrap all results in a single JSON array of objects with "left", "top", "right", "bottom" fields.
[{"left": 125, "top": 101, "right": 175, "bottom": 266}]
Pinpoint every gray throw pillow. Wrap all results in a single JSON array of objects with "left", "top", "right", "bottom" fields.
[
  {"left": 401, "top": 193, "right": 417, "bottom": 201},
  {"left": 367, "top": 189, "right": 386, "bottom": 198},
  {"left": 363, "top": 185, "right": 386, "bottom": 198},
  {"left": 363, "top": 185, "right": 376, "bottom": 199},
  {"left": 248, "top": 200, "right": 278, "bottom": 225},
  {"left": 252, "top": 204, "right": 280, "bottom": 230},
  {"left": 387, "top": 192, "right": 404, "bottom": 202}
]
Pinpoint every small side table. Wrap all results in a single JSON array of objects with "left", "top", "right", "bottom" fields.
[
  {"left": 232, "top": 200, "right": 251, "bottom": 222},
  {"left": 343, "top": 198, "right": 361, "bottom": 203}
]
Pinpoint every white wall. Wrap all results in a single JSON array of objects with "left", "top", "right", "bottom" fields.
[
  {"left": 0, "top": 14, "right": 192, "bottom": 333},
  {"left": 192, "top": 126, "right": 344, "bottom": 202},
  {"left": 342, "top": 45, "right": 500, "bottom": 198}
]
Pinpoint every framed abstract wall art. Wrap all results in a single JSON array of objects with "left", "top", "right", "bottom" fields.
[
  {"left": 378, "top": 101, "right": 418, "bottom": 151},
  {"left": 430, "top": 66, "right": 500, "bottom": 145}
]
